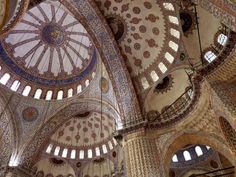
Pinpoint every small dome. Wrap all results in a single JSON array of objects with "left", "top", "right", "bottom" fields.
[{"left": 46, "top": 112, "right": 117, "bottom": 160}]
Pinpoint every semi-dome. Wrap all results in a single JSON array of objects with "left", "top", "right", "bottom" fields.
[
  {"left": 95, "top": 0, "right": 181, "bottom": 91},
  {"left": 0, "top": 1, "right": 97, "bottom": 100},
  {"left": 45, "top": 111, "right": 117, "bottom": 160}
]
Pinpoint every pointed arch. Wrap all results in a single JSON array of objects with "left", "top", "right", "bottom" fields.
[
  {"left": 163, "top": 132, "right": 235, "bottom": 177},
  {"left": 20, "top": 99, "right": 121, "bottom": 168}
]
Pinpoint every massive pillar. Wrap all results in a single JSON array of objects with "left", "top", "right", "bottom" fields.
[{"left": 123, "top": 130, "right": 161, "bottom": 177}]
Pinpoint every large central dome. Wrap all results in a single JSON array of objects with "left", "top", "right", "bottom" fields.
[{"left": 0, "top": 2, "right": 97, "bottom": 99}]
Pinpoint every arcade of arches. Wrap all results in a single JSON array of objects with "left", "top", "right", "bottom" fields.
[{"left": 0, "top": 0, "right": 236, "bottom": 177}]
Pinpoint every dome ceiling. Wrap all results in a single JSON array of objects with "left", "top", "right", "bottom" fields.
[
  {"left": 44, "top": 111, "right": 117, "bottom": 161},
  {"left": 144, "top": 69, "right": 193, "bottom": 127},
  {"left": 49, "top": 111, "right": 116, "bottom": 155},
  {"left": 0, "top": 2, "right": 97, "bottom": 99},
  {"left": 95, "top": 0, "right": 181, "bottom": 91}
]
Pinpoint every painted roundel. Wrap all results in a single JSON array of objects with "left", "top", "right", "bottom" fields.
[
  {"left": 100, "top": 77, "right": 109, "bottom": 93},
  {"left": 22, "top": 107, "right": 39, "bottom": 122},
  {"left": 0, "top": 2, "right": 97, "bottom": 99}
]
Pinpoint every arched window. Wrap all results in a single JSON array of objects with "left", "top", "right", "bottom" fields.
[
  {"left": 187, "top": 88, "right": 194, "bottom": 99},
  {"left": 165, "top": 52, "right": 174, "bottom": 63},
  {"left": 217, "top": 33, "right": 228, "bottom": 46},
  {"left": 204, "top": 51, "right": 217, "bottom": 63},
  {"left": 46, "top": 144, "right": 53, "bottom": 154},
  {"left": 141, "top": 77, "right": 149, "bottom": 89},
  {"left": 67, "top": 88, "right": 73, "bottom": 98},
  {"left": 0, "top": 73, "right": 10, "bottom": 85},
  {"left": 163, "top": 3, "right": 175, "bottom": 11},
  {"left": 62, "top": 148, "right": 68, "bottom": 158},
  {"left": 158, "top": 62, "right": 167, "bottom": 73},
  {"left": 113, "top": 138, "right": 118, "bottom": 145},
  {"left": 77, "top": 85, "right": 82, "bottom": 93},
  {"left": 95, "top": 147, "right": 100, "bottom": 156},
  {"left": 85, "top": 79, "right": 90, "bottom": 87},
  {"left": 150, "top": 71, "right": 159, "bottom": 82},
  {"left": 195, "top": 146, "right": 203, "bottom": 156},
  {"left": 22, "top": 86, "right": 31, "bottom": 96},
  {"left": 57, "top": 90, "right": 63, "bottom": 100},
  {"left": 92, "top": 72, "right": 96, "bottom": 78},
  {"left": 108, "top": 141, "right": 113, "bottom": 150},
  {"left": 88, "top": 149, "right": 93, "bottom": 158},
  {"left": 102, "top": 144, "right": 108, "bottom": 154},
  {"left": 70, "top": 149, "right": 76, "bottom": 159},
  {"left": 54, "top": 146, "right": 60, "bottom": 156},
  {"left": 34, "top": 89, "right": 42, "bottom": 99},
  {"left": 169, "top": 16, "right": 179, "bottom": 25},
  {"left": 10, "top": 80, "right": 20, "bottom": 91},
  {"left": 46, "top": 90, "right": 53, "bottom": 100},
  {"left": 79, "top": 150, "right": 84, "bottom": 159},
  {"left": 183, "top": 151, "right": 191, "bottom": 161},
  {"left": 169, "top": 41, "right": 179, "bottom": 52},
  {"left": 170, "top": 28, "right": 180, "bottom": 39},
  {"left": 172, "top": 154, "right": 178, "bottom": 162}
]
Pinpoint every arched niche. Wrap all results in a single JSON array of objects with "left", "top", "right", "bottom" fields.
[{"left": 163, "top": 132, "right": 235, "bottom": 177}]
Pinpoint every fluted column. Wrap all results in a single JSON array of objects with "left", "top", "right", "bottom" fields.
[{"left": 123, "top": 130, "right": 161, "bottom": 177}]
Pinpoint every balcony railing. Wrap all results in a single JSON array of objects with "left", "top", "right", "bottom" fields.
[
  {"left": 118, "top": 87, "right": 194, "bottom": 132},
  {"left": 197, "top": 30, "right": 236, "bottom": 75},
  {"left": 148, "top": 87, "right": 193, "bottom": 125},
  {"left": 193, "top": 166, "right": 235, "bottom": 177}
]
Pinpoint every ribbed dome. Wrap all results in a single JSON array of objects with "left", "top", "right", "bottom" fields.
[{"left": 0, "top": 2, "right": 97, "bottom": 100}]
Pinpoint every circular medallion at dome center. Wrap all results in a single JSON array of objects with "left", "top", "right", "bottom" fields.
[{"left": 41, "top": 24, "right": 65, "bottom": 46}]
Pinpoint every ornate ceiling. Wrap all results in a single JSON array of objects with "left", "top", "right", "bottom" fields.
[
  {"left": 51, "top": 112, "right": 115, "bottom": 148},
  {"left": 0, "top": 1, "right": 97, "bottom": 99},
  {"left": 95, "top": 0, "right": 181, "bottom": 91},
  {"left": 0, "top": 0, "right": 235, "bottom": 177},
  {"left": 46, "top": 111, "right": 117, "bottom": 161},
  {"left": 3, "top": 2, "right": 93, "bottom": 79}
]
